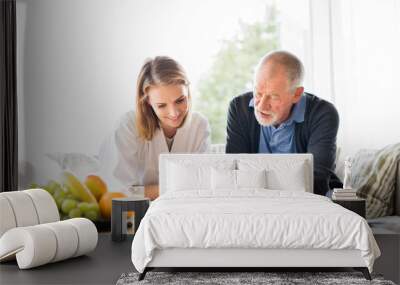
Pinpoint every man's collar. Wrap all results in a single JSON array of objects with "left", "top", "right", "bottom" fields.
[
  {"left": 249, "top": 97, "right": 255, "bottom": 107},
  {"left": 250, "top": 93, "right": 306, "bottom": 125},
  {"left": 288, "top": 94, "right": 306, "bottom": 124}
]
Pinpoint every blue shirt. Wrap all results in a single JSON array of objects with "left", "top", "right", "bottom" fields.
[{"left": 249, "top": 95, "right": 307, "bottom": 154}]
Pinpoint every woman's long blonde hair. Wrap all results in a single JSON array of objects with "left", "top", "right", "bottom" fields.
[{"left": 135, "top": 56, "right": 191, "bottom": 140}]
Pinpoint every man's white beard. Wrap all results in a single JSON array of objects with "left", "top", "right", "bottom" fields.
[{"left": 254, "top": 109, "right": 277, "bottom": 127}]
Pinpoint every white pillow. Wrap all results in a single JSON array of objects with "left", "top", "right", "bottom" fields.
[
  {"left": 166, "top": 159, "right": 235, "bottom": 192},
  {"left": 211, "top": 168, "right": 236, "bottom": 190},
  {"left": 236, "top": 169, "right": 267, "bottom": 189},
  {"left": 238, "top": 158, "right": 308, "bottom": 192},
  {"left": 211, "top": 168, "right": 267, "bottom": 190},
  {"left": 168, "top": 162, "right": 211, "bottom": 191},
  {"left": 266, "top": 164, "right": 306, "bottom": 191}
]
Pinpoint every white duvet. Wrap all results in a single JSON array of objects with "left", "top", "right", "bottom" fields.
[{"left": 131, "top": 190, "right": 380, "bottom": 273}]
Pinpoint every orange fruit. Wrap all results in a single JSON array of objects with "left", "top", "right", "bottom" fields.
[
  {"left": 99, "top": 192, "right": 133, "bottom": 220},
  {"left": 84, "top": 175, "right": 108, "bottom": 201}
]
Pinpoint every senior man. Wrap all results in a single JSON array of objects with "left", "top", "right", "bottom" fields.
[{"left": 226, "top": 50, "right": 341, "bottom": 196}]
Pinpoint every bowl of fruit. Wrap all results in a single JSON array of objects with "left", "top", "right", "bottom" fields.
[{"left": 31, "top": 172, "right": 130, "bottom": 232}]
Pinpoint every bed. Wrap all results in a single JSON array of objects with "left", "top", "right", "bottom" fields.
[{"left": 131, "top": 154, "right": 380, "bottom": 280}]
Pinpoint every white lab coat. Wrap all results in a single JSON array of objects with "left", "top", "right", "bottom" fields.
[{"left": 112, "top": 111, "right": 211, "bottom": 187}]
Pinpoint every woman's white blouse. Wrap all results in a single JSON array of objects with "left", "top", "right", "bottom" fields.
[{"left": 113, "top": 111, "right": 211, "bottom": 187}]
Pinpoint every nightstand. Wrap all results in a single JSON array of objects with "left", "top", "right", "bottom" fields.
[
  {"left": 332, "top": 198, "right": 366, "bottom": 218},
  {"left": 372, "top": 226, "right": 400, "bottom": 284},
  {"left": 111, "top": 197, "right": 150, "bottom": 242}
]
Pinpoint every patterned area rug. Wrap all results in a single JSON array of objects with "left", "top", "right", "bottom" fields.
[{"left": 116, "top": 271, "right": 395, "bottom": 285}]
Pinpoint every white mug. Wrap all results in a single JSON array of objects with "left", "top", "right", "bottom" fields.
[{"left": 128, "top": 185, "right": 145, "bottom": 197}]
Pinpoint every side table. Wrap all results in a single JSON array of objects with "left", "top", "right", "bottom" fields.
[
  {"left": 371, "top": 226, "right": 400, "bottom": 284},
  {"left": 332, "top": 198, "right": 366, "bottom": 218},
  {"left": 111, "top": 197, "right": 149, "bottom": 242}
]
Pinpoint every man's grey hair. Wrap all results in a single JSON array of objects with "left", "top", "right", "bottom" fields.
[{"left": 255, "top": 50, "right": 305, "bottom": 91}]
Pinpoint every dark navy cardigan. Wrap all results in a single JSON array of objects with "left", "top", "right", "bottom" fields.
[{"left": 226, "top": 92, "right": 342, "bottom": 196}]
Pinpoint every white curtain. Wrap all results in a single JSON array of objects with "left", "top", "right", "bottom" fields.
[
  {"left": 283, "top": 0, "right": 400, "bottom": 157},
  {"left": 330, "top": 0, "right": 400, "bottom": 156}
]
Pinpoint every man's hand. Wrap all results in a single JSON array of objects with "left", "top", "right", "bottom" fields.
[{"left": 144, "top": 185, "right": 159, "bottom": 200}]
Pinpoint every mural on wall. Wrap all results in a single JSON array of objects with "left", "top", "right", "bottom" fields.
[
  {"left": 20, "top": 0, "right": 400, "bottom": 224},
  {"left": 20, "top": 1, "right": 284, "bottom": 224},
  {"left": 29, "top": 152, "right": 127, "bottom": 223}
]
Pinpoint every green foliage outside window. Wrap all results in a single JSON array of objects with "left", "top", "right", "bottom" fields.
[{"left": 194, "top": 6, "right": 279, "bottom": 143}]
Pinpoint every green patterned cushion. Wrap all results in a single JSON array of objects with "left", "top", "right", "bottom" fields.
[{"left": 351, "top": 143, "right": 400, "bottom": 219}]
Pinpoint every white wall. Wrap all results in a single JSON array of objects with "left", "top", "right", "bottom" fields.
[{"left": 17, "top": 0, "right": 140, "bottom": 187}]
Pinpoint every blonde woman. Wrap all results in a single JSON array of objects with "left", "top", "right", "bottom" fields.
[{"left": 113, "top": 56, "right": 210, "bottom": 200}]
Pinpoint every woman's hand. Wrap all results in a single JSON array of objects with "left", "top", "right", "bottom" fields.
[{"left": 144, "top": 185, "right": 159, "bottom": 200}]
